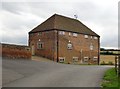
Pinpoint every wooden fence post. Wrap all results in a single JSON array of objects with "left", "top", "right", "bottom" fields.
[
  {"left": 115, "top": 56, "right": 117, "bottom": 74},
  {"left": 118, "top": 55, "right": 120, "bottom": 78}
]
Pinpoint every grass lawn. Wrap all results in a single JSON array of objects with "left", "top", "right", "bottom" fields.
[{"left": 101, "top": 68, "right": 120, "bottom": 89}]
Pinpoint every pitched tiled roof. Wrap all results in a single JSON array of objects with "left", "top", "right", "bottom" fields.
[{"left": 29, "top": 14, "right": 99, "bottom": 37}]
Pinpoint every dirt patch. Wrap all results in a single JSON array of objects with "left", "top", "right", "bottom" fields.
[
  {"left": 100, "top": 55, "right": 115, "bottom": 64},
  {"left": 32, "top": 56, "right": 53, "bottom": 62}
]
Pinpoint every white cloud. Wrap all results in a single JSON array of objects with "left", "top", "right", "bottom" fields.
[
  {"left": 1, "top": 9, "right": 44, "bottom": 45},
  {"left": 1, "top": 0, "right": 119, "bottom": 49}
]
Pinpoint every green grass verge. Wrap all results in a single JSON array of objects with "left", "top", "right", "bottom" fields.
[{"left": 101, "top": 68, "right": 120, "bottom": 89}]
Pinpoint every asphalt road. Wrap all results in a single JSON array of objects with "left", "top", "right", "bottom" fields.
[{"left": 2, "top": 58, "right": 113, "bottom": 87}]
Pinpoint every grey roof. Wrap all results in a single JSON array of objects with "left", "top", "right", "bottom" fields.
[{"left": 29, "top": 14, "right": 99, "bottom": 37}]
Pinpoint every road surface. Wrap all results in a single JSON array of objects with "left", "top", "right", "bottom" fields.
[{"left": 2, "top": 58, "right": 112, "bottom": 87}]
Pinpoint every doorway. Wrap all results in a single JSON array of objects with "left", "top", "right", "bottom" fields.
[{"left": 31, "top": 45, "right": 35, "bottom": 55}]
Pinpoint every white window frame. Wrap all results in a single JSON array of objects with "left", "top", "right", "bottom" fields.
[
  {"left": 73, "top": 57, "right": 79, "bottom": 62},
  {"left": 59, "top": 57, "right": 65, "bottom": 62},
  {"left": 37, "top": 42, "right": 44, "bottom": 49},
  {"left": 59, "top": 31, "right": 65, "bottom": 35},
  {"left": 73, "top": 33, "right": 78, "bottom": 37},
  {"left": 90, "top": 43, "right": 93, "bottom": 50},
  {"left": 84, "top": 35, "right": 88, "bottom": 38},
  {"left": 69, "top": 32, "right": 71, "bottom": 36},
  {"left": 84, "top": 57, "right": 89, "bottom": 62},
  {"left": 93, "top": 57, "right": 98, "bottom": 61},
  {"left": 91, "top": 36, "right": 93, "bottom": 39},
  {"left": 67, "top": 43, "right": 72, "bottom": 50},
  {"left": 94, "top": 36, "right": 98, "bottom": 40}
]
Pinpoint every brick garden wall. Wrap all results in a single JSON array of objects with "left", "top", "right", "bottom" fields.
[{"left": 1, "top": 43, "right": 31, "bottom": 59}]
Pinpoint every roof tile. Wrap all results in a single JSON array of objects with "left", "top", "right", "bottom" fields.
[{"left": 29, "top": 14, "right": 99, "bottom": 37}]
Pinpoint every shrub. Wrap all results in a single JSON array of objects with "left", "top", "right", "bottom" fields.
[
  {"left": 100, "top": 61, "right": 106, "bottom": 65},
  {"left": 108, "top": 61, "right": 114, "bottom": 65},
  {"left": 100, "top": 61, "right": 114, "bottom": 65}
]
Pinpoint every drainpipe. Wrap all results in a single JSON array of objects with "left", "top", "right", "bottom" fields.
[
  {"left": 57, "top": 30, "right": 59, "bottom": 62},
  {"left": 80, "top": 49, "right": 83, "bottom": 63},
  {"left": 98, "top": 37, "right": 100, "bottom": 65}
]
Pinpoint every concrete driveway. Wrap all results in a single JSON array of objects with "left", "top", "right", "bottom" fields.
[{"left": 2, "top": 57, "right": 113, "bottom": 87}]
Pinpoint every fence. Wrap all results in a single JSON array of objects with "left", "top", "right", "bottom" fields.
[{"left": 115, "top": 56, "right": 120, "bottom": 77}]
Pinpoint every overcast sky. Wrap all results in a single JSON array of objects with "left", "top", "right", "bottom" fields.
[{"left": 1, "top": 0, "right": 119, "bottom": 49}]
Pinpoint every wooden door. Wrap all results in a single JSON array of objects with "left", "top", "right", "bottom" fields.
[{"left": 31, "top": 45, "right": 35, "bottom": 55}]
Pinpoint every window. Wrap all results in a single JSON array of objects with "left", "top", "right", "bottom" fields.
[
  {"left": 38, "top": 39, "right": 41, "bottom": 41},
  {"left": 69, "top": 32, "right": 71, "bottom": 36},
  {"left": 84, "top": 57, "right": 88, "bottom": 62},
  {"left": 73, "top": 33, "right": 78, "bottom": 37},
  {"left": 67, "top": 43, "right": 72, "bottom": 49},
  {"left": 59, "top": 31, "right": 65, "bottom": 35},
  {"left": 59, "top": 57, "right": 65, "bottom": 62},
  {"left": 37, "top": 42, "right": 44, "bottom": 49},
  {"left": 91, "top": 36, "right": 92, "bottom": 38},
  {"left": 90, "top": 43, "right": 93, "bottom": 50},
  {"left": 94, "top": 36, "right": 98, "bottom": 40},
  {"left": 73, "top": 57, "right": 79, "bottom": 62},
  {"left": 93, "top": 57, "right": 98, "bottom": 62},
  {"left": 84, "top": 35, "right": 88, "bottom": 38},
  {"left": 38, "top": 32, "right": 42, "bottom": 35}
]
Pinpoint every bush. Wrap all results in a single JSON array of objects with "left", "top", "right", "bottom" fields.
[
  {"left": 108, "top": 61, "right": 114, "bottom": 65},
  {"left": 100, "top": 61, "right": 114, "bottom": 65},
  {"left": 100, "top": 61, "right": 106, "bottom": 65}
]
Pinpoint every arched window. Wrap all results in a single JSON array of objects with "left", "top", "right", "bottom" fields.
[{"left": 67, "top": 41, "right": 72, "bottom": 49}]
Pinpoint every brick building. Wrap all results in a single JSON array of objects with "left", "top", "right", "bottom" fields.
[{"left": 29, "top": 14, "right": 100, "bottom": 64}]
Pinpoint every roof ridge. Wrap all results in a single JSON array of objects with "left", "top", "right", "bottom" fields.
[
  {"left": 29, "top": 14, "right": 99, "bottom": 37},
  {"left": 54, "top": 13, "right": 79, "bottom": 21},
  {"left": 54, "top": 14, "right": 98, "bottom": 36}
]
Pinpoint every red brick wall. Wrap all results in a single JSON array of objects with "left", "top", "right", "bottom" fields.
[
  {"left": 29, "top": 30, "right": 100, "bottom": 64},
  {"left": 29, "top": 30, "right": 56, "bottom": 61},
  {"left": 58, "top": 31, "right": 99, "bottom": 64},
  {"left": 0, "top": 44, "right": 2, "bottom": 57},
  {"left": 1, "top": 43, "right": 31, "bottom": 59}
]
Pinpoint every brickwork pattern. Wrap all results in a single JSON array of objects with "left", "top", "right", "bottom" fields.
[
  {"left": 1, "top": 44, "right": 31, "bottom": 59},
  {"left": 29, "top": 30, "right": 100, "bottom": 64}
]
